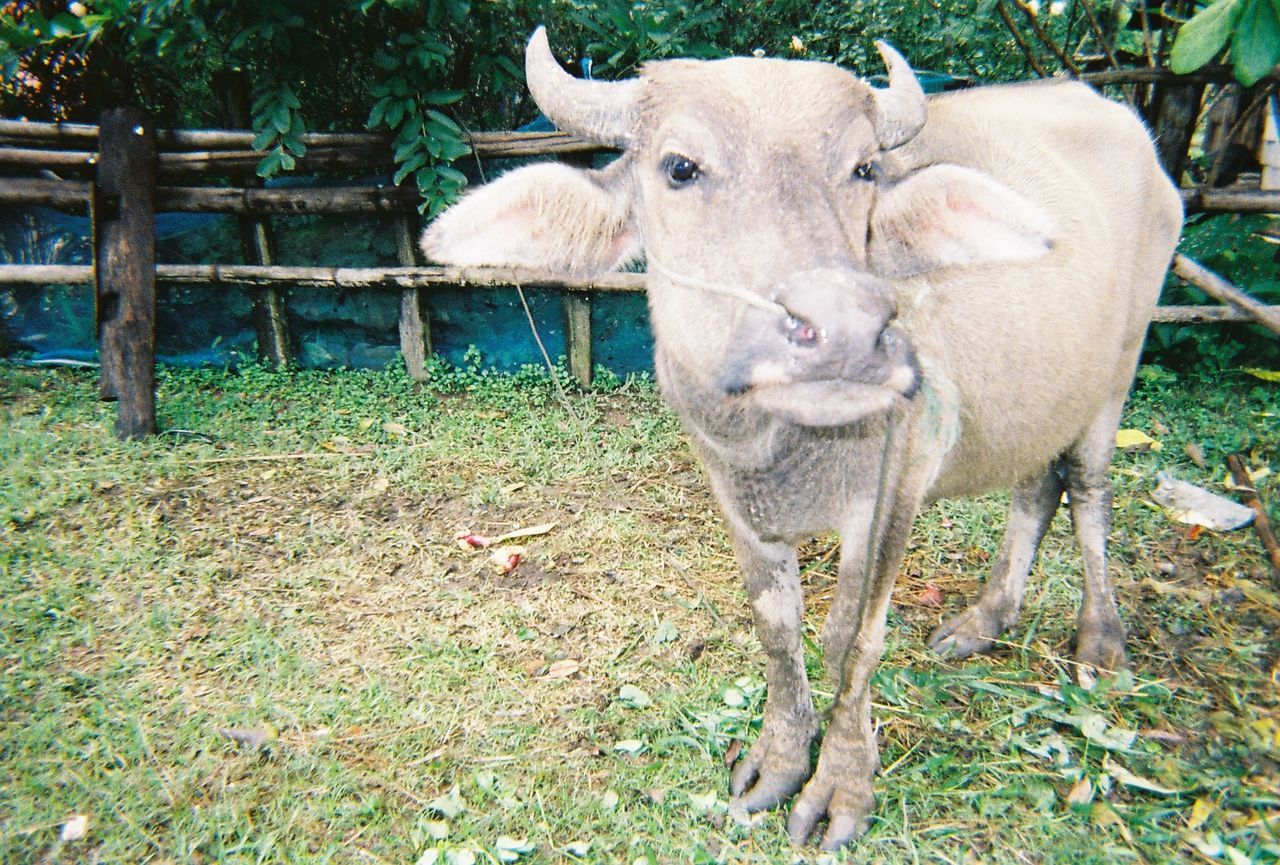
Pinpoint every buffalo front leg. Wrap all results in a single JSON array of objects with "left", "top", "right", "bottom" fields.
[
  {"left": 726, "top": 527, "right": 819, "bottom": 813},
  {"left": 928, "top": 466, "right": 1063, "bottom": 658},
  {"left": 790, "top": 454, "right": 927, "bottom": 850}
]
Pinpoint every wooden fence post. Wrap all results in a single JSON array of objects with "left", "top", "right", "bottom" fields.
[
  {"left": 214, "top": 70, "right": 293, "bottom": 369},
  {"left": 563, "top": 291, "right": 592, "bottom": 389},
  {"left": 560, "top": 151, "right": 594, "bottom": 389},
  {"left": 94, "top": 106, "right": 157, "bottom": 439},
  {"left": 394, "top": 214, "right": 432, "bottom": 381}
]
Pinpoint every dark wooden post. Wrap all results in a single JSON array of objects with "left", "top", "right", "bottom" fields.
[
  {"left": 94, "top": 107, "right": 157, "bottom": 439},
  {"left": 394, "top": 214, "right": 432, "bottom": 381},
  {"left": 214, "top": 70, "right": 293, "bottom": 368},
  {"left": 1150, "top": 80, "right": 1207, "bottom": 184}
]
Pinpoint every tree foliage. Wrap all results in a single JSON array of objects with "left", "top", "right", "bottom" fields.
[{"left": 2, "top": 1, "right": 1041, "bottom": 214}]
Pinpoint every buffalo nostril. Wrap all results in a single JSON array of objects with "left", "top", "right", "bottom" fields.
[{"left": 784, "top": 314, "right": 821, "bottom": 347}]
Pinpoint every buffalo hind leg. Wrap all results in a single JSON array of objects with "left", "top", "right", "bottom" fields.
[
  {"left": 928, "top": 466, "right": 1063, "bottom": 658},
  {"left": 1063, "top": 405, "right": 1130, "bottom": 679}
]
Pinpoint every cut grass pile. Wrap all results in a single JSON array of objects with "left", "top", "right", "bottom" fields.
[{"left": 1, "top": 359, "right": 1278, "bottom": 864}]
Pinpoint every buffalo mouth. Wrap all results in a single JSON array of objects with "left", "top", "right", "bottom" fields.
[
  {"left": 745, "top": 368, "right": 918, "bottom": 427},
  {"left": 729, "top": 324, "right": 919, "bottom": 427}
]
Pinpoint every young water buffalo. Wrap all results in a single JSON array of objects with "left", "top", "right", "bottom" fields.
[{"left": 421, "top": 28, "right": 1182, "bottom": 851}]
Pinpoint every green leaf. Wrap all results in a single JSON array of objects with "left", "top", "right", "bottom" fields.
[
  {"left": 255, "top": 149, "right": 284, "bottom": 178},
  {"left": 251, "top": 128, "right": 277, "bottom": 151},
  {"left": 385, "top": 99, "right": 405, "bottom": 129},
  {"left": 271, "top": 103, "right": 292, "bottom": 134},
  {"left": 437, "top": 166, "right": 467, "bottom": 186},
  {"left": 1232, "top": 0, "right": 1280, "bottom": 83},
  {"left": 1170, "top": 0, "right": 1245, "bottom": 73},
  {"left": 393, "top": 152, "right": 428, "bottom": 185}
]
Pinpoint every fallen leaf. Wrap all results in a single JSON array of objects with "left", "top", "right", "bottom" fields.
[
  {"left": 618, "top": 684, "right": 652, "bottom": 709},
  {"left": 383, "top": 421, "right": 408, "bottom": 436},
  {"left": 1244, "top": 367, "right": 1280, "bottom": 383},
  {"left": 370, "top": 476, "right": 390, "bottom": 494},
  {"left": 722, "top": 686, "right": 747, "bottom": 708},
  {"left": 600, "top": 789, "right": 620, "bottom": 811},
  {"left": 1116, "top": 429, "right": 1162, "bottom": 452},
  {"left": 1102, "top": 754, "right": 1182, "bottom": 795},
  {"left": 1091, "top": 803, "right": 1133, "bottom": 842},
  {"left": 216, "top": 724, "right": 276, "bottom": 750},
  {"left": 495, "top": 836, "right": 535, "bottom": 862},
  {"left": 541, "top": 658, "right": 580, "bottom": 679},
  {"left": 357, "top": 417, "right": 376, "bottom": 431},
  {"left": 59, "top": 814, "right": 89, "bottom": 842},
  {"left": 723, "top": 738, "right": 744, "bottom": 767},
  {"left": 1153, "top": 472, "right": 1255, "bottom": 531},
  {"left": 424, "top": 820, "right": 450, "bottom": 840},
  {"left": 445, "top": 850, "right": 477, "bottom": 865},
  {"left": 490, "top": 523, "right": 556, "bottom": 544},
  {"left": 614, "top": 738, "right": 645, "bottom": 755},
  {"left": 564, "top": 840, "right": 591, "bottom": 857},
  {"left": 427, "top": 785, "right": 466, "bottom": 819},
  {"left": 1187, "top": 796, "right": 1215, "bottom": 831},
  {"left": 1151, "top": 418, "right": 1170, "bottom": 435},
  {"left": 689, "top": 790, "right": 721, "bottom": 812},
  {"left": 415, "top": 851, "right": 440, "bottom": 865},
  {"left": 918, "top": 584, "right": 944, "bottom": 608},
  {"left": 645, "top": 787, "right": 667, "bottom": 804},
  {"left": 1066, "top": 777, "right": 1094, "bottom": 807},
  {"left": 1185, "top": 442, "right": 1207, "bottom": 468}
]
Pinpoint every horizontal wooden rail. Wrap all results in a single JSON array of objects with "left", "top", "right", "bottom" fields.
[
  {"left": 0, "top": 119, "right": 606, "bottom": 158},
  {"left": 0, "top": 263, "right": 646, "bottom": 293},
  {"left": 1180, "top": 187, "right": 1280, "bottom": 215},
  {"left": 0, "top": 177, "right": 421, "bottom": 214},
  {"left": 0, "top": 263, "right": 1271, "bottom": 324}
]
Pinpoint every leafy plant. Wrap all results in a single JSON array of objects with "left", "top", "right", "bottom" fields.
[{"left": 1171, "top": 0, "right": 1280, "bottom": 85}]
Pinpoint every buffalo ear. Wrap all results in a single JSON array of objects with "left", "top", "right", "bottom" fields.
[
  {"left": 420, "top": 160, "right": 640, "bottom": 274},
  {"left": 868, "top": 165, "right": 1055, "bottom": 278}
]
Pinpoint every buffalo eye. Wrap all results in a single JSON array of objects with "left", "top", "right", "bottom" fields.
[
  {"left": 663, "top": 154, "right": 700, "bottom": 187},
  {"left": 852, "top": 161, "right": 877, "bottom": 182}
]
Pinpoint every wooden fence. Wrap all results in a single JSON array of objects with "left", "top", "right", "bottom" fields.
[{"left": 1, "top": 87, "right": 1278, "bottom": 438}]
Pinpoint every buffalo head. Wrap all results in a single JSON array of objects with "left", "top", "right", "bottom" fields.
[{"left": 422, "top": 28, "right": 1054, "bottom": 425}]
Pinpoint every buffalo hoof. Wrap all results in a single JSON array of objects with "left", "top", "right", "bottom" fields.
[
  {"left": 729, "top": 721, "right": 816, "bottom": 813},
  {"left": 785, "top": 752, "right": 876, "bottom": 851},
  {"left": 1074, "top": 616, "right": 1129, "bottom": 687},
  {"left": 927, "top": 601, "right": 1011, "bottom": 659}
]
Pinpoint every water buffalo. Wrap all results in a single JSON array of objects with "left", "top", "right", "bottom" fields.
[{"left": 421, "top": 28, "right": 1182, "bottom": 850}]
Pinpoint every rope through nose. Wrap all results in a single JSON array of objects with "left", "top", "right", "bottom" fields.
[{"left": 644, "top": 254, "right": 792, "bottom": 318}]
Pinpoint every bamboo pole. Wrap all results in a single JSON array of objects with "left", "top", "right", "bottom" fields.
[
  {"left": 1171, "top": 253, "right": 1280, "bottom": 336},
  {"left": 1226, "top": 453, "right": 1280, "bottom": 583},
  {"left": 0, "top": 118, "right": 607, "bottom": 158}
]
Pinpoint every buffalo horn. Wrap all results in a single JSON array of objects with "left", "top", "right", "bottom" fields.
[
  {"left": 871, "top": 41, "right": 927, "bottom": 151},
  {"left": 525, "top": 26, "right": 641, "bottom": 148}
]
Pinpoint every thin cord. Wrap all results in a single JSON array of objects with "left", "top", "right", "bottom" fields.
[
  {"left": 645, "top": 253, "right": 791, "bottom": 318},
  {"left": 514, "top": 280, "right": 580, "bottom": 423}
]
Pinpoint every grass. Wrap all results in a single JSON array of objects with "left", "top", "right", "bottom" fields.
[{"left": 1, "top": 357, "right": 1278, "bottom": 864}]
